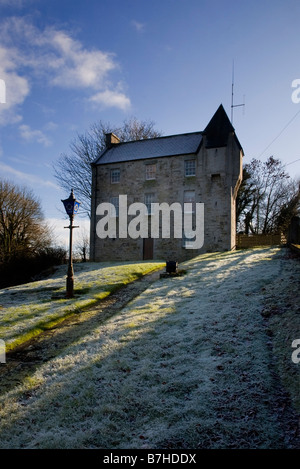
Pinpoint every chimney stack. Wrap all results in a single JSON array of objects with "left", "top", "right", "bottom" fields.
[{"left": 105, "top": 132, "right": 120, "bottom": 148}]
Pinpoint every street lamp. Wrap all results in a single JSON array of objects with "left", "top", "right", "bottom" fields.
[{"left": 61, "top": 189, "right": 80, "bottom": 298}]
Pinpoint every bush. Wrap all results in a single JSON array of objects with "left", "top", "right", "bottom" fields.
[{"left": 0, "top": 247, "right": 66, "bottom": 288}]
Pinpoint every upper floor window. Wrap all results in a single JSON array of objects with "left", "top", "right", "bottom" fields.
[
  {"left": 111, "top": 168, "right": 120, "bottom": 184},
  {"left": 144, "top": 193, "right": 155, "bottom": 214},
  {"left": 145, "top": 163, "right": 156, "bottom": 180},
  {"left": 185, "top": 159, "right": 196, "bottom": 177},
  {"left": 110, "top": 196, "right": 119, "bottom": 217},
  {"left": 184, "top": 190, "right": 195, "bottom": 213}
]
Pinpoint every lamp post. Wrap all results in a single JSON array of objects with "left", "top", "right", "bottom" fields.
[{"left": 61, "top": 189, "right": 80, "bottom": 298}]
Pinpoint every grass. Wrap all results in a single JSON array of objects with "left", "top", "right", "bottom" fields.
[
  {"left": 0, "top": 260, "right": 164, "bottom": 352},
  {"left": 259, "top": 250, "right": 300, "bottom": 411},
  {"left": 0, "top": 247, "right": 299, "bottom": 449}
]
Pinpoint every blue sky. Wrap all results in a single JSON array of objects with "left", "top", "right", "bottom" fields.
[{"left": 0, "top": 0, "right": 300, "bottom": 247}]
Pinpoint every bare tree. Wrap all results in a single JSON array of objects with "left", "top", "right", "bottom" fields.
[
  {"left": 74, "top": 227, "right": 90, "bottom": 262},
  {"left": 0, "top": 180, "right": 51, "bottom": 263},
  {"left": 274, "top": 181, "right": 300, "bottom": 234},
  {"left": 237, "top": 156, "right": 300, "bottom": 235},
  {"left": 53, "top": 117, "right": 162, "bottom": 217},
  {"left": 236, "top": 167, "right": 256, "bottom": 233}
]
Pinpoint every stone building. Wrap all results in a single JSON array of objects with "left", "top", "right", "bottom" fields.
[{"left": 90, "top": 104, "right": 243, "bottom": 262}]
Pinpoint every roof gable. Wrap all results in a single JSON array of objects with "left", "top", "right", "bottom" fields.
[{"left": 203, "top": 104, "right": 235, "bottom": 148}]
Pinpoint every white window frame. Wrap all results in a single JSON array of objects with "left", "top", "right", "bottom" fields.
[
  {"left": 183, "top": 190, "right": 195, "bottom": 213},
  {"left": 144, "top": 193, "right": 155, "bottom": 215},
  {"left": 110, "top": 196, "right": 119, "bottom": 217},
  {"left": 111, "top": 168, "right": 120, "bottom": 184},
  {"left": 145, "top": 163, "right": 157, "bottom": 180},
  {"left": 185, "top": 159, "right": 196, "bottom": 177},
  {"left": 182, "top": 233, "right": 196, "bottom": 248}
]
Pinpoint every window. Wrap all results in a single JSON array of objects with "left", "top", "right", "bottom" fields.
[
  {"left": 146, "top": 163, "right": 156, "bottom": 180},
  {"left": 185, "top": 159, "right": 196, "bottom": 177},
  {"left": 183, "top": 190, "right": 195, "bottom": 213},
  {"left": 182, "top": 233, "right": 195, "bottom": 248},
  {"left": 111, "top": 168, "right": 120, "bottom": 184},
  {"left": 110, "top": 196, "right": 119, "bottom": 217},
  {"left": 144, "top": 193, "right": 155, "bottom": 214}
]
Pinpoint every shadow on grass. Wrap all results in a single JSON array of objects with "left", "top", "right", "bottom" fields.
[{"left": 0, "top": 269, "right": 164, "bottom": 396}]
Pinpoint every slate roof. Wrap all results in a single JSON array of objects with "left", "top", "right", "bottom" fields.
[
  {"left": 93, "top": 104, "right": 243, "bottom": 166},
  {"left": 94, "top": 132, "right": 203, "bottom": 165}
]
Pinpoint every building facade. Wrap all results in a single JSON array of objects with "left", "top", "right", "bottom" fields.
[{"left": 90, "top": 105, "right": 243, "bottom": 262}]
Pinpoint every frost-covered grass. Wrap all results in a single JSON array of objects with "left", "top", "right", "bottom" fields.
[
  {"left": 0, "top": 261, "right": 164, "bottom": 351},
  {"left": 0, "top": 247, "right": 298, "bottom": 449}
]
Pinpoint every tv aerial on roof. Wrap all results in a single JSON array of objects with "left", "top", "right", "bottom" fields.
[{"left": 231, "top": 60, "right": 245, "bottom": 124}]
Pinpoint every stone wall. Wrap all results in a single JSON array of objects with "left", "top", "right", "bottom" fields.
[{"left": 236, "top": 233, "right": 286, "bottom": 248}]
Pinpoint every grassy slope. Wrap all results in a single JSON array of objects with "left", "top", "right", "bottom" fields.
[
  {"left": 0, "top": 247, "right": 299, "bottom": 449},
  {"left": 0, "top": 261, "right": 164, "bottom": 352}
]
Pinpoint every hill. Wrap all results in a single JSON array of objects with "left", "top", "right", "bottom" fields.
[{"left": 0, "top": 247, "right": 299, "bottom": 449}]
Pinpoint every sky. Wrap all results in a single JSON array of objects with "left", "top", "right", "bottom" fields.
[{"left": 0, "top": 0, "right": 300, "bottom": 249}]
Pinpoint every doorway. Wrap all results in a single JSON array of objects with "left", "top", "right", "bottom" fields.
[{"left": 143, "top": 238, "right": 154, "bottom": 260}]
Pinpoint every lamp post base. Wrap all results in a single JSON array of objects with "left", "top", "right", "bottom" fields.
[{"left": 66, "top": 275, "right": 74, "bottom": 298}]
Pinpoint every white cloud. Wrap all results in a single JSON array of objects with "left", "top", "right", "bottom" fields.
[
  {"left": 0, "top": 45, "right": 30, "bottom": 124},
  {"left": 19, "top": 124, "right": 52, "bottom": 146},
  {"left": 47, "top": 30, "right": 117, "bottom": 89},
  {"left": 0, "top": 0, "right": 25, "bottom": 6},
  {"left": 0, "top": 17, "right": 131, "bottom": 124},
  {"left": 0, "top": 162, "right": 59, "bottom": 189},
  {"left": 47, "top": 216, "right": 90, "bottom": 248},
  {"left": 131, "top": 20, "right": 145, "bottom": 32},
  {"left": 89, "top": 89, "right": 131, "bottom": 111},
  {"left": 44, "top": 121, "right": 58, "bottom": 131}
]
